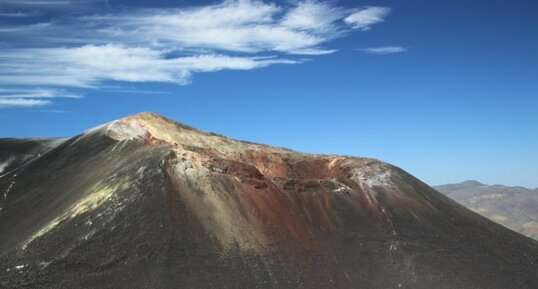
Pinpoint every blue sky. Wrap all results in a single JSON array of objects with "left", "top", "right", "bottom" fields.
[{"left": 0, "top": 0, "right": 537, "bottom": 188}]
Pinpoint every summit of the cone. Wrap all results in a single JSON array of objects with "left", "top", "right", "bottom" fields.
[
  {"left": 103, "top": 112, "right": 205, "bottom": 145},
  {"left": 98, "top": 112, "right": 288, "bottom": 157},
  {"left": 78, "top": 112, "right": 303, "bottom": 161},
  {"left": 117, "top": 112, "right": 185, "bottom": 127}
]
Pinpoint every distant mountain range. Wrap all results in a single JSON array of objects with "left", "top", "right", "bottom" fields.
[{"left": 434, "top": 180, "right": 538, "bottom": 240}]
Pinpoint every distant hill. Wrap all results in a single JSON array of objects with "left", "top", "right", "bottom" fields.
[{"left": 435, "top": 181, "right": 538, "bottom": 240}]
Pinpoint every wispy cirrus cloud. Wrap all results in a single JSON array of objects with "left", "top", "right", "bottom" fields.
[
  {"left": 360, "top": 46, "right": 407, "bottom": 55},
  {"left": 0, "top": 88, "right": 82, "bottom": 98},
  {"left": 0, "top": 45, "right": 298, "bottom": 87},
  {"left": 1, "top": 0, "right": 71, "bottom": 4},
  {"left": 0, "top": 0, "right": 98, "bottom": 7},
  {"left": 0, "top": 11, "right": 34, "bottom": 17},
  {"left": 0, "top": 0, "right": 393, "bottom": 108},
  {"left": 0, "top": 88, "right": 81, "bottom": 107},
  {"left": 344, "top": 7, "right": 391, "bottom": 31},
  {"left": 0, "top": 98, "right": 50, "bottom": 108}
]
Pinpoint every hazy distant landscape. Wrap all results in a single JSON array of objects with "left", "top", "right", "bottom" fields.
[{"left": 435, "top": 181, "right": 538, "bottom": 240}]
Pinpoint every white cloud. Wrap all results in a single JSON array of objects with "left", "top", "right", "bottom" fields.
[
  {"left": 1, "top": 0, "right": 71, "bottom": 4},
  {"left": 0, "top": 12, "right": 33, "bottom": 17},
  {"left": 0, "top": 88, "right": 80, "bottom": 108},
  {"left": 281, "top": 1, "right": 345, "bottom": 32},
  {"left": 39, "top": 109, "right": 71, "bottom": 113},
  {"left": 360, "top": 46, "right": 407, "bottom": 54},
  {"left": 101, "top": 88, "right": 171, "bottom": 95},
  {"left": 0, "top": 45, "right": 297, "bottom": 87},
  {"left": 0, "top": 1, "right": 393, "bottom": 108},
  {"left": 0, "top": 0, "right": 97, "bottom": 6},
  {"left": 0, "top": 98, "right": 50, "bottom": 107},
  {"left": 88, "top": 1, "right": 347, "bottom": 55},
  {"left": 344, "top": 7, "right": 391, "bottom": 31},
  {"left": 0, "top": 88, "right": 82, "bottom": 98}
]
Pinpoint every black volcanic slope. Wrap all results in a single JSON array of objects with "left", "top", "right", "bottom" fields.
[
  {"left": 0, "top": 138, "right": 65, "bottom": 176},
  {"left": 0, "top": 113, "right": 537, "bottom": 289}
]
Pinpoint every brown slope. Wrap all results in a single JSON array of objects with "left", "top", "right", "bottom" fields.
[{"left": 0, "top": 112, "right": 536, "bottom": 289}]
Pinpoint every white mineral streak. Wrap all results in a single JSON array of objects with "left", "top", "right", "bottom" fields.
[
  {"left": 0, "top": 156, "right": 15, "bottom": 174},
  {"left": 333, "top": 186, "right": 348, "bottom": 193},
  {"left": 344, "top": 161, "right": 404, "bottom": 252},
  {"left": 1, "top": 177, "right": 17, "bottom": 215},
  {"left": 21, "top": 182, "right": 125, "bottom": 250},
  {"left": 341, "top": 161, "right": 395, "bottom": 209}
]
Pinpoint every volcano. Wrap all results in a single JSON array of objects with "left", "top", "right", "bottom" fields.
[{"left": 0, "top": 112, "right": 536, "bottom": 289}]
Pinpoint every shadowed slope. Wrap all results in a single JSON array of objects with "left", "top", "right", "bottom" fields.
[{"left": 0, "top": 112, "right": 536, "bottom": 289}]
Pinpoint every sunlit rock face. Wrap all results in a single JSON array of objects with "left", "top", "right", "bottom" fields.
[{"left": 0, "top": 112, "right": 537, "bottom": 289}]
